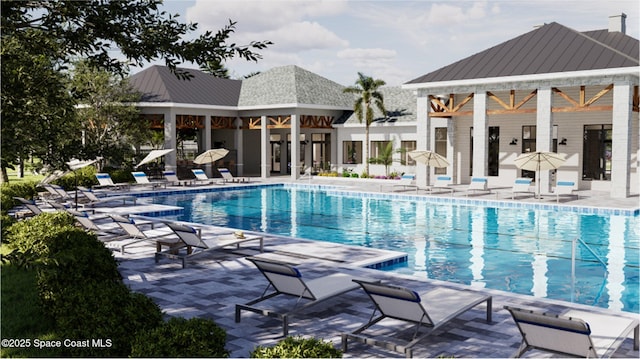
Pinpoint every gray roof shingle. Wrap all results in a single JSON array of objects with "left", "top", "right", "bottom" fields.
[
  {"left": 129, "top": 65, "right": 242, "bottom": 106},
  {"left": 237, "top": 65, "right": 353, "bottom": 108},
  {"left": 406, "top": 22, "right": 639, "bottom": 84},
  {"left": 336, "top": 86, "right": 417, "bottom": 125}
]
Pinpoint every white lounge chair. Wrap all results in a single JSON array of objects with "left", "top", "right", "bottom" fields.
[
  {"left": 107, "top": 215, "right": 174, "bottom": 253},
  {"left": 392, "top": 174, "right": 418, "bottom": 192},
  {"left": 77, "top": 186, "right": 137, "bottom": 207},
  {"left": 342, "top": 280, "right": 492, "bottom": 358},
  {"left": 465, "top": 177, "right": 491, "bottom": 196},
  {"left": 191, "top": 169, "right": 222, "bottom": 185},
  {"left": 553, "top": 181, "right": 578, "bottom": 203},
  {"left": 236, "top": 257, "right": 364, "bottom": 336},
  {"left": 425, "top": 175, "right": 454, "bottom": 195},
  {"left": 504, "top": 306, "right": 638, "bottom": 358},
  {"left": 512, "top": 177, "right": 533, "bottom": 199},
  {"left": 94, "top": 173, "right": 130, "bottom": 190},
  {"left": 155, "top": 222, "right": 264, "bottom": 268},
  {"left": 162, "top": 170, "right": 193, "bottom": 186},
  {"left": 131, "top": 171, "right": 167, "bottom": 189},
  {"left": 218, "top": 167, "right": 248, "bottom": 183}
]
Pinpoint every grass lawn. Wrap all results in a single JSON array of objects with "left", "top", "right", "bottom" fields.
[
  {"left": 5, "top": 169, "right": 44, "bottom": 184},
  {"left": 0, "top": 246, "right": 58, "bottom": 357}
]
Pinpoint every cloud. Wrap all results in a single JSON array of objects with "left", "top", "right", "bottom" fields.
[{"left": 258, "top": 21, "right": 349, "bottom": 51}]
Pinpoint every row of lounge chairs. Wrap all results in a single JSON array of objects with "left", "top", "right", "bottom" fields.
[
  {"left": 392, "top": 175, "right": 579, "bottom": 202},
  {"left": 235, "top": 256, "right": 638, "bottom": 358},
  {"left": 96, "top": 168, "right": 248, "bottom": 190}
]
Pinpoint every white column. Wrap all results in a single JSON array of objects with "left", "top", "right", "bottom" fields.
[
  {"left": 416, "top": 94, "right": 429, "bottom": 187},
  {"left": 447, "top": 118, "right": 455, "bottom": 182},
  {"left": 204, "top": 114, "right": 212, "bottom": 177},
  {"left": 290, "top": 114, "right": 300, "bottom": 180},
  {"left": 164, "top": 109, "right": 177, "bottom": 171},
  {"left": 260, "top": 115, "right": 270, "bottom": 178},
  {"left": 235, "top": 117, "right": 244, "bottom": 176},
  {"left": 472, "top": 91, "right": 487, "bottom": 178},
  {"left": 611, "top": 81, "right": 633, "bottom": 198},
  {"left": 536, "top": 86, "right": 553, "bottom": 196}
]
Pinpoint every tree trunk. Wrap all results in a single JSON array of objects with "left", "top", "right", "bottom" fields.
[
  {"left": 364, "top": 125, "right": 370, "bottom": 175},
  {"left": 0, "top": 166, "right": 9, "bottom": 184}
]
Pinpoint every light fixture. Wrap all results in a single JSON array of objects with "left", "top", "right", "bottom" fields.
[
  {"left": 559, "top": 138, "right": 567, "bottom": 145},
  {"left": 509, "top": 138, "right": 518, "bottom": 145}
]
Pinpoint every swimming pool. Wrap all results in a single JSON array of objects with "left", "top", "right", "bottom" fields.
[{"left": 142, "top": 184, "right": 639, "bottom": 313}]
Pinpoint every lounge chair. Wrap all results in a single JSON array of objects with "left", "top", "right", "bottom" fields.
[
  {"left": 40, "top": 184, "right": 74, "bottom": 202},
  {"left": 131, "top": 171, "right": 167, "bottom": 189},
  {"left": 512, "top": 177, "right": 533, "bottom": 199},
  {"left": 94, "top": 173, "right": 130, "bottom": 190},
  {"left": 342, "top": 280, "right": 492, "bottom": 358},
  {"left": 236, "top": 257, "right": 364, "bottom": 336},
  {"left": 155, "top": 222, "right": 264, "bottom": 268},
  {"left": 12, "top": 197, "right": 47, "bottom": 218},
  {"left": 78, "top": 186, "right": 137, "bottom": 207},
  {"left": 108, "top": 215, "right": 174, "bottom": 253},
  {"left": 162, "top": 170, "right": 194, "bottom": 186},
  {"left": 69, "top": 210, "right": 128, "bottom": 241},
  {"left": 191, "top": 168, "right": 222, "bottom": 185},
  {"left": 425, "top": 175, "right": 455, "bottom": 195},
  {"left": 218, "top": 167, "right": 248, "bottom": 183},
  {"left": 465, "top": 177, "right": 491, "bottom": 196},
  {"left": 392, "top": 174, "right": 418, "bottom": 192},
  {"left": 504, "top": 305, "right": 638, "bottom": 358},
  {"left": 553, "top": 181, "right": 578, "bottom": 203}
]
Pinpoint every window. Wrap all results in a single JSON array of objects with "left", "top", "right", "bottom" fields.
[
  {"left": 342, "top": 141, "right": 362, "bottom": 164},
  {"left": 521, "top": 126, "right": 536, "bottom": 178},
  {"left": 370, "top": 141, "right": 390, "bottom": 160},
  {"left": 488, "top": 126, "right": 500, "bottom": 176},
  {"left": 434, "top": 128, "right": 447, "bottom": 174},
  {"left": 400, "top": 141, "right": 416, "bottom": 165},
  {"left": 583, "top": 125, "right": 612, "bottom": 181}
]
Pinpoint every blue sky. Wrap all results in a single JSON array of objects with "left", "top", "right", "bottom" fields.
[{"left": 138, "top": 0, "right": 639, "bottom": 86}]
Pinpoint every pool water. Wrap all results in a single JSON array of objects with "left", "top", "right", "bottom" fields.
[{"left": 145, "top": 185, "right": 640, "bottom": 312}]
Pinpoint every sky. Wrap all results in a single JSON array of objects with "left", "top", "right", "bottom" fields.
[{"left": 135, "top": 0, "right": 640, "bottom": 86}]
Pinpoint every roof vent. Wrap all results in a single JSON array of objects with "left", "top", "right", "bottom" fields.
[{"left": 608, "top": 13, "right": 626, "bottom": 34}]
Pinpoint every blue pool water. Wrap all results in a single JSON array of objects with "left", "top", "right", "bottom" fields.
[{"left": 143, "top": 185, "right": 639, "bottom": 313}]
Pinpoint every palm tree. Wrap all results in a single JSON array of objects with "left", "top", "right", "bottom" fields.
[{"left": 343, "top": 72, "right": 386, "bottom": 175}]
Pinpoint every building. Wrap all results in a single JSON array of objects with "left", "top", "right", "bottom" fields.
[{"left": 130, "top": 14, "right": 638, "bottom": 198}]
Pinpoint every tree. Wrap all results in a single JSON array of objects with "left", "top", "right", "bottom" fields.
[
  {"left": 200, "top": 60, "right": 230, "bottom": 78},
  {"left": 343, "top": 73, "right": 386, "bottom": 175},
  {"left": 1, "top": 0, "right": 272, "bottom": 182},
  {"left": 70, "top": 61, "right": 150, "bottom": 170},
  {"left": 369, "top": 141, "right": 401, "bottom": 177}
]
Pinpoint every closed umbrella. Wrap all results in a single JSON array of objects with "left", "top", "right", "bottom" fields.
[
  {"left": 514, "top": 151, "right": 566, "bottom": 198},
  {"left": 193, "top": 148, "right": 229, "bottom": 165},
  {"left": 135, "top": 149, "right": 175, "bottom": 169}
]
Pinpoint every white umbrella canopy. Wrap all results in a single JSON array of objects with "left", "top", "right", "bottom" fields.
[
  {"left": 193, "top": 148, "right": 229, "bottom": 165},
  {"left": 66, "top": 157, "right": 102, "bottom": 171},
  {"left": 135, "top": 149, "right": 175, "bottom": 169},
  {"left": 514, "top": 151, "right": 566, "bottom": 198},
  {"left": 408, "top": 150, "right": 450, "bottom": 168}
]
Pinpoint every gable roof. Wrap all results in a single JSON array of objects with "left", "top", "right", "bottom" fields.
[
  {"left": 128, "top": 65, "right": 242, "bottom": 106},
  {"left": 406, "top": 22, "right": 639, "bottom": 85},
  {"left": 238, "top": 65, "right": 353, "bottom": 109}
]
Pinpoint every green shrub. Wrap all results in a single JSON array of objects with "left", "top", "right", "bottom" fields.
[
  {"left": 5, "top": 211, "right": 76, "bottom": 260},
  {"left": 103, "top": 167, "right": 134, "bottom": 184},
  {"left": 250, "top": 336, "right": 342, "bottom": 358},
  {"left": 0, "top": 181, "right": 40, "bottom": 214},
  {"left": 36, "top": 228, "right": 122, "bottom": 313},
  {"left": 55, "top": 281, "right": 163, "bottom": 357},
  {"left": 350, "top": 173, "right": 359, "bottom": 178},
  {"left": 1, "top": 214, "right": 15, "bottom": 240},
  {"left": 53, "top": 166, "right": 99, "bottom": 190},
  {"left": 131, "top": 317, "right": 229, "bottom": 358}
]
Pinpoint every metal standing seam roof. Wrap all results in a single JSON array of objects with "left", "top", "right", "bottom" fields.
[
  {"left": 406, "top": 22, "right": 639, "bottom": 84},
  {"left": 237, "top": 65, "right": 354, "bottom": 108},
  {"left": 128, "top": 65, "right": 242, "bottom": 106}
]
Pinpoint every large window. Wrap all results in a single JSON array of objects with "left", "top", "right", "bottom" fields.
[
  {"left": 342, "top": 141, "right": 362, "bottom": 164},
  {"left": 583, "top": 124, "right": 612, "bottom": 181},
  {"left": 434, "top": 128, "right": 447, "bottom": 174},
  {"left": 488, "top": 126, "right": 500, "bottom": 176},
  {"left": 400, "top": 141, "right": 416, "bottom": 165},
  {"left": 521, "top": 125, "right": 536, "bottom": 178},
  {"left": 370, "top": 141, "right": 391, "bottom": 160}
]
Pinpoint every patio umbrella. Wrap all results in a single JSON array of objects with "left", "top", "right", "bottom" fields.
[
  {"left": 193, "top": 148, "right": 229, "bottom": 165},
  {"left": 135, "top": 149, "right": 175, "bottom": 169},
  {"left": 408, "top": 150, "right": 450, "bottom": 168},
  {"left": 66, "top": 157, "right": 102, "bottom": 209},
  {"left": 514, "top": 151, "right": 566, "bottom": 198}
]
